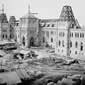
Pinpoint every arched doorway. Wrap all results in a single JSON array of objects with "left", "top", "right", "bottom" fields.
[
  {"left": 29, "top": 37, "right": 35, "bottom": 47},
  {"left": 22, "top": 36, "right": 25, "bottom": 46},
  {"left": 43, "top": 37, "right": 45, "bottom": 43}
]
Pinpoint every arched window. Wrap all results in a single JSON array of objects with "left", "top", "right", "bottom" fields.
[
  {"left": 70, "top": 32, "right": 73, "bottom": 37},
  {"left": 75, "top": 41, "right": 78, "bottom": 48},
  {"left": 80, "top": 33, "right": 84, "bottom": 38},
  {"left": 10, "top": 35, "right": 12, "bottom": 39},
  {"left": 22, "top": 36, "right": 25, "bottom": 46},
  {"left": 62, "top": 40, "right": 64, "bottom": 47},
  {"left": 2, "top": 35, "right": 4, "bottom": 39},
  {"left": 70, "top": 50, "right": 71, "bottom": 54},
  {"left": 59, "top": 40, "right": 61, "bottom": 46},
  {"left": 5, "top": 35, "right": 7, "bottom": 39},
  {"left": 80, "top": 42, "right": 83, "bottom": 51},
  {"left": 30, "top": 37, "right": 34, "bottom": 46},
  {"left": 43, "top": 37, "right": 45, "bottom": 43},
  {"left": 70, "top": 41, "right": 72, "bottom": 47},
  {"left": 51, "top": 38, "right": 53, "bottom": 42},
  {"left": 75, "top": 51, "right": 77, "bottom": 54},
  {"left": 75, "top": 33, "right": 79, "bottom": 38},
  {"left": 72, "top": 33, "right": 73, "bottom": 37}
]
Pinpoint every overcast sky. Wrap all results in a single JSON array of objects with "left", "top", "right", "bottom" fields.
[{"left": 0, "top": 0, "right": 85, "bottom": 26}]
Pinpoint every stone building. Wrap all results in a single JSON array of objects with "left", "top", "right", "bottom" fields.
[
  {"left": 69, "top": 26, "right": 85, "bottom": 59},
  {"left": 40, "top": 19, "right": 58, "bottom": 48},
  {"left": 0, "top": 12, "right": 10, "bottom": 41},
  {"left": 55, "top": 5, "right": 85, "bottom": 59},
  {"left": 14, "top": 20, "right": 19, "bottom": 42},
  {"left": 0, "top": 6, "right": 17, "bottom": 42},
  {"left": 9, "top": 16, "right": 17, "bottom": 41},
  {"left": 40, "top": 5, "right": 85, "bottom": 59},
  {"left": 15, "top": 5, "right": 85, "bottom": 59},
  {"left": 17, "top": 5, "right": 41, "bottom": 48}
]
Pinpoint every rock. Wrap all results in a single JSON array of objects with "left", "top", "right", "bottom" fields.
[
  {"left": 47, "top": 82, "right": 56, "bottom": 85},
  {"left": 56, "top": 80, "right": 62, "bottom": 85},
  {"left": 71, "top": 74, "right": 81, "bottom": 85},
  {"left": 81, "top": 75, "right": 85, "bottom": 85},
  {"left": 61, "top": 78, "right": 74, "bottom": 85},
  {"left": 68, "top": 74, "right": 81, "bottom": 79}
]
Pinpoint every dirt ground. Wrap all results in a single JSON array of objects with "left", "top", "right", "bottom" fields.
[{"left": 0, "top": 48, "right": 85, "bottom": 85}]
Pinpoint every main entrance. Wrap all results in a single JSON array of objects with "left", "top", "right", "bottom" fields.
[
  {"left": 29, "top": 37, "right": 35, "bottom": 47},
  {"left": 22, "top": 36, "right": 25, "bottom": 46}
]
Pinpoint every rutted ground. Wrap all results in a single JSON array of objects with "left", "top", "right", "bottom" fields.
[
  {"left": 0, "top": 48, "right": 85, "bottom": 85},
  {"left": 16, "top": 57, "right": 85, "bottom": 85}
]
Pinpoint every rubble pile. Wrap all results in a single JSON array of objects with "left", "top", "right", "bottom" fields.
[
  {"left": 0, "top": 56, "right": 85, "bottom": 85},
  {"left": 30, "top": 57, "right": 66, "bottom": 66},
  {"left": 0, "top": 49, "right": 85, "bottom": 85},
  {"left": 12, "top": 73, "right": 85, "bottom": 85}
]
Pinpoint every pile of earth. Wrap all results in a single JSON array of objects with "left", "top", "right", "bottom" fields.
[
  {"left": 1, "top": 57, "right": 85, "bottom": 85},
  {"left": 15, "top": 57, "right": 85, "bottom": 85},
  {"left": 15, "top": 73, "right": 85, "bottom": 85}
]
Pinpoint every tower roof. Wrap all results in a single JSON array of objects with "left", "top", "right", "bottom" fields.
[
  {"left": 9, "top": 16, "right": 16, "bottom": 23},
  {"left": 59, "top": 5, "right": 75, "bottom": 21},
  {"left": 21, "top": 4, "right": 38, "bottom": 19},
  {"left": 0, "top": 4, "right": 8, "bottom": 23},
  {"left": 0, "top": 13, "right": 8, "bottom": 23},
  {"left": 59, "top": 5, "right": 81, "bottom": 28}
]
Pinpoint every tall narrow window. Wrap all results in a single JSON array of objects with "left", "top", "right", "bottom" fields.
[
  {"left": 2, "top": 35, "right": 4, "bottom": 39},
  {"left": 80, "top": 42, "right": 83, "bottom": 51},
  {"left": 75, "top": 33, "right": 79, "bottom": 38},
  {"left": 70, "top": 32, "right": 73, "bottom": 37},
  {"left": 70, "top": 41, "right": 72, "bottom": 47},
  {"left": 75, "top": 41, "right": 78, "bottom": 48},
  {"left": 70, "top": 50, "right": 71, "bottom": 54},
  {"left": 5, "top": 35, "right": 7, "bottom": 39},
  {"left": 22, "top": 36, "right": 25, "bottom": 46},
  {"left": 63, "top": 32, "right": 65, "bottom": 37},
  {"left": 51, "top": 38, "right": 53, "bottom": 42},
  {"left": 43, "top": 37, "right": 45, "bottom": 43},
  {"left": 82, "top": 33, "right": 84, "bottom": 38},
  {"left": 62, "top": 40, "right": 64, "bottom": 47},
  {"left": 75, "top": 51, "right": 77, "bottom": 54},
  {"left": 80, "top": 33, "right": 82, "bottom": 38},
  {"left": 59, "top": 40, "right": 61, "bottom": 46},
  {"left": 72, "top": 33, "right": 73, "bottom": 37},
  {"left": 10, "top": 35, "right": 12, "bottom": 39},
  {"left": 59, "top": 32, "right": 62, "bottom": 36},
  {"left": 80, "top": 33, "right": 84, "bottom": 38}
]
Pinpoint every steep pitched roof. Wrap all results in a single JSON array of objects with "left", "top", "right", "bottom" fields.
[
  {"left": 0, "top": 13, "right": 8, "bottom": 23},
  {"left": 21, "top": 5, "right": 38, "bottom": 19},
  {"left": 9, "top": 16, "right": 16, "bottom": 23},
  {"left": 40, "top": 19, "right": 58, "bottom": 23},
  {"left": 59, "top": 5, "right": 75, "bottom": 21},
  {"left": 21, "top": 13, "right": 37, "bottom": 19},
  {"left": 59, "top": 5, "right": 81, "bottom": 28}
]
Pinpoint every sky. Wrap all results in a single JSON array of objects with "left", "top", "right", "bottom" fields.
[{"left": 0, "top": 0, "right": 85, "bottom": 26}]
